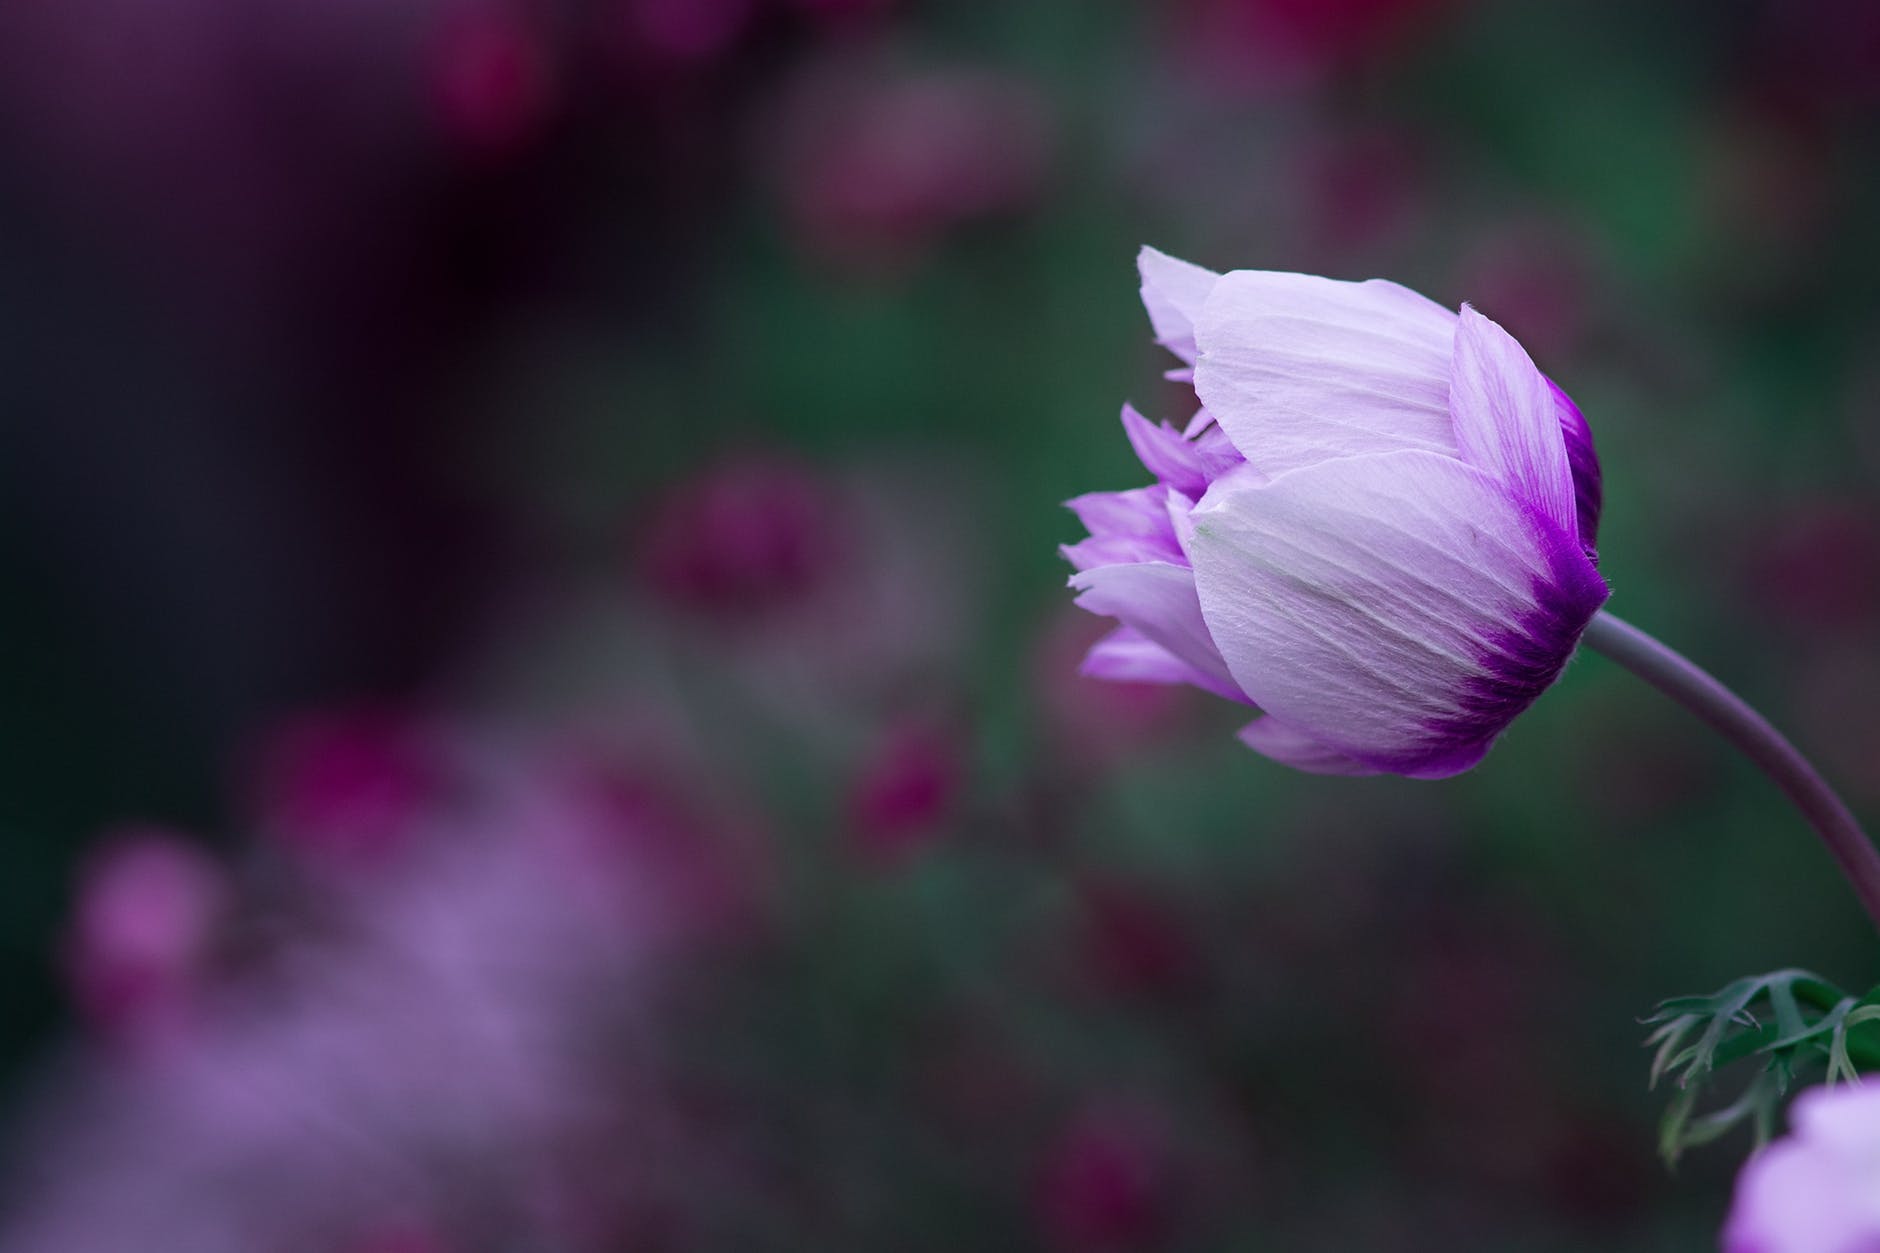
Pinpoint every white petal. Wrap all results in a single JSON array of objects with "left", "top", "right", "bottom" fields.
[
  {"left": 1068, "top": 561, "right": 1248, "bottom": 704},
  {"left": 1448, "top": 305, "right": 1577, "bottom": 537},
  {"left": 1236, "top": 718, "right": 1378, "bottom": 776},
  {"left": 1193, "top": 270, "right": 1459, "bottom": 475},
  {"left": 1083, "top": 626, "right": 1222, "bottom": 690},
  {"left": 1187, "top": 449, "right": 1607, "bottom": 777},
  {"left": 1138, "top": 247, "right": 1220, "bottom": 365}
]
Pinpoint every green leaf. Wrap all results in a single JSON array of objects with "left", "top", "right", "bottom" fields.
[{"left": 1643, "top": 969, "right": 1870, "bottom": 1166}]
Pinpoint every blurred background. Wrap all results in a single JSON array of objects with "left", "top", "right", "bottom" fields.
[{"left": 0, "top": 0, "right": 1877, "bottom": 1248}]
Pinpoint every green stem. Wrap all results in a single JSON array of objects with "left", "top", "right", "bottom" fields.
[{"left": 1582, "top": 611, "right": 1880, "bottom": 936}]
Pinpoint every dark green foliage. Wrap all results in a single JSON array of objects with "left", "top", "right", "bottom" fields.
[{"left": 1645, "top": 970, "right": 1880, "bottom": 1165}]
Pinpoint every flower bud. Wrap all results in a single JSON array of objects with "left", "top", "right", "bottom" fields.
[{"left": 1063, "top": 248, "right": 1608, "bottom": 777}]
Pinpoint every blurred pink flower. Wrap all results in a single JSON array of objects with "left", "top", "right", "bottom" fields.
[
  {"left": 767, "top": 60, "right": 1052, "bottom": 273},
  {"left": 1169, "top": 0, "right": 1459, "bottom": 93},
  {"left": 248, "top": 706, "right": 447, "bottom": 872},
  {"left": 638, "top": 453, "right": 845, "bottom": 621},
  {"left": 428, "top": 6, "right": 558, "bottom": 160},
  {"left": 845, "top": 719, "right": 966, "bottom": 867},
  {"left": 6, "top": 737, "right": 753, "bottom": 1253},
  {"left": 638, "top": 453, "right": 981, "bottom": 722},
  {"left": 1724, "top": 1082, "right": 1880, "bottom": 1253},
  {"left": 62, "top": 828, "right": 228, "bottom": 1045},
  {"left": 1036, "top": 1102, "right": 1172, "bottom": 1252}
]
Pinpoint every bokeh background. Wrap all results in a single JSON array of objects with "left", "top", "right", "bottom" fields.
[{"left": 1, "top": 0, "right": 1878, "bottom": 1248}]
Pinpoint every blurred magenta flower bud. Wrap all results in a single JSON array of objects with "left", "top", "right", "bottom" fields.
[
  {"left": 1064, "top": 248, "right": 1608, "bottom": 778},
  {"left": 845, "top": 720, "right": 966, "bottom": 868},
  {"left": 1724, "top": 1082, "right": 1880, "bottom": 1253},
  {"left": 249, "top": 707, "right": 444, "bottom": 870},
  {"left": 1035, "top": 1102, "right": 1172, "bottom": 1252},
  {"left": 429, "top": 6, "right": 557, "bottom": 160},
  {"left": 63, "top": 828, "right": 227, "bottom": 1041},
  {"left": 638, "top": 454, "right": 843, "bottom": 620}
]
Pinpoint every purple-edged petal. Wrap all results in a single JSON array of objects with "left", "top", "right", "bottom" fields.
[
  {"left": 1447, "top": 305, "right": 1577, "bottom": 538},
  {"left": 1139, "top": 247, "right": 1220, "bottom": 365},
  {"left": 1068, "top": 561, "right": 1249, "bottom": 704},
  {"left": 1236, "top": 718, "right": 1378, "bottom": 776},
  {"left": 1061, "top": 486, "right": 1184, "bottom": 571},
  {"left": 1549, "top": 378, "right": 1602, "bottom": 551},
  {"left": 1083, "top": 626, "right": 1236, "bottom": 695},
  {"left": 1192, "top": 270, "right": 1460, "bottom": 475},
  {"left": 1119, "top": 404, "right": 1242, "bottom": 499},
  {"left": 1187, "top": 449, "right": 1608, "bottom": 777}
]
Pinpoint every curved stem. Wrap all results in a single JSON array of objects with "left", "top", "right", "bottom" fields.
[{"left": 1582, "top": 611, "right": 1880, "bottom": 935}]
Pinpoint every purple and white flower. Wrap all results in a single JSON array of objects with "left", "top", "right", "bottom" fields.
[
  {"left": 1064, "top": 247, "right": 1608, "bottom": 778},
  {"left": 1724, "top": 1082, "right": 1880, "bottom": 1253}
]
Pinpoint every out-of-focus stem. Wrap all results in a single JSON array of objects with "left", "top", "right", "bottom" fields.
[{"left": 1583, "top": 610, "right": 1880, "bottom": 936}]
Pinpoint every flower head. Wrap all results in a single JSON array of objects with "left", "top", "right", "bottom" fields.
[
  {"left": 62, "top": 828, "right": 228, "bottom": 1044},
  {"left": 1063, "top": 248, "right": 1608, "bottom": 778},
  {"left": 1724, "top": 1082, "right": 1880, "bottom": 1253}
]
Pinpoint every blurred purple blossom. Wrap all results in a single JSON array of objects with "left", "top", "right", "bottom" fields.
[
  {"left": 845, "top": 718, "right": 968, "bottom": 868},
  {"left": 638, "top": 453, "right": 846, "bottom": 622},
  {"left": 247, "top": 707, "right": 450, "bottom": 874},
  {"left": 1035, "top": 1101, "right": 1174, "bottom": 1252},
  {"left": 427, "top": 5, "right": 559, "bottom": 160},
  {"left": 1166, "top": 0, "right": 1460, "bottom": 94},
  {"left": 636, "top": 454, "right": 981, "bottom": 723},
  {"left": 61, "top": 829, "right": 230, "bottom": 1049},
  {"left": 8, "top": 732, "right": 766, "bottom": 1253}
]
